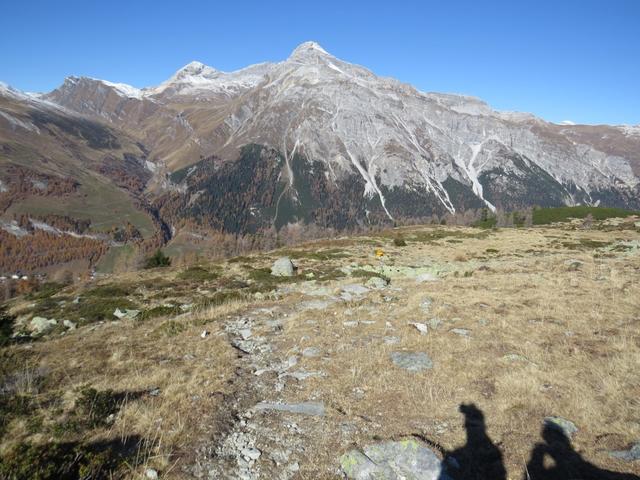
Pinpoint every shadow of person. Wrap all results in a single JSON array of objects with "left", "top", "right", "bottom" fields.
[
  {"left": 439, "top": 403, "right": 507, "bottom": 480},
  {"left": 524, "top": 424, "right": 640, "bottom": 480}
]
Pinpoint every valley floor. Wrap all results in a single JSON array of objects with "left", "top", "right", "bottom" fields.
[{"left": 1, "top": 218, "right": 640, "bottom": 479}]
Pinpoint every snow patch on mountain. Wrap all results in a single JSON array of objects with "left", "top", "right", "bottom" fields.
[{"left": 100, "top": 80, "right": 144, "bottom": 99}]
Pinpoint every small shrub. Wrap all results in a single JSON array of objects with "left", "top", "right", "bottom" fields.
[
  {"left": 393, "top": 236, "right": 407, "bottom": 247},
  {"left": 485, "top": 248, "right": 499, "bottom": 254},
  {"left": 85, "top": 284, "right": 131, "bottom": 298},
  {"left": 199, "top": 290, "right": 246, "bottom": 308},
  {"left": 351, "top": 269, "right": 391, "bottom": 283},
  {"left": 138, "top": 305, "right": 181, "bottom": 321},
  {"left": 178, "top": 266, "right": 219, "bottom": 282},
  {"left": 26, "top": 282, "right": 67, "bottom": 301},
  {"left": 155, "top": 320, "right": 186, "bottom": 337},
  {"left": 69, "top": 297, "right": 138, "bottom": 324},
  {"left": 76, "top": 387, "right": 119, "bottom": 428},
  {"left": 0, "top": 308, "right": 15, "bottom": 347},
  {"left": 532, "top": 206, "right": 639, "bottom": 225},
  {"left": 144, "top": 250, "right": 171, "bottom": 269}
]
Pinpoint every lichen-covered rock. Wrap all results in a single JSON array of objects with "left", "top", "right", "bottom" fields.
[
  {"left": 29, "top": 317, "right": 57, "bottom": 336},
  {"left": 544, "top": 416, "right": 578, "bottom": 438},
  {"left": 341, "top": 438, "right": 450, "bottom": 479},
  {"left": 271, "top": 257, "right": 295, "bottom": 277}
]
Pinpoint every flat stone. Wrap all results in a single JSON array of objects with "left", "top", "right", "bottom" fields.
[
  {"left": 365, "top": 276, "right": 389, "bottom": 289},
  {"left": 451, "top": 328, "right": 471, "bottom": 338},
  {"left": 383, "top": 336, "right": 400, "bottom": 345},
  {"left": 341, "top": 284, "right": 370, "bottom": 296},
  {"left": 565, "top": 259, "right": 584, "bottom": 271},
  {"left": 299, "top": 299, "right": 336, "bottom": 310},
  {"left": 239, "top": 328, "right": 252, "bottom": 340},
  {"left": 271, "top": 257, "right": 295, "bottom": 277},
  {"left": 609, "top": 442, "right": 640, "bottom": 462},
  {"left": 410, "top": 322, "right": 429, "bottom": 335},
  {"left": 415, "top": 273, "right": 439, "bottom": 283},
  {"left": 341, "top": 438, "right": 450, "bottom": 479},
  {"left": 544, "top": 416, "right": 578, "bottom": 438},
  {"left": 255, "top": 401, "right": 325, "bottom": 416},
  {"left": 113, "top": 308, "right": 139, "bottom": 319},
  {"left": 390, "top": 351, "right": 433, "bottom": 372},
  {"left": 302, "top": 347, "right": 321, "bottom": 358}
]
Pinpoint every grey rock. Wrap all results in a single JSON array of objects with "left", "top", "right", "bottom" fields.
[
  {"left": 242, "top": 447, "right": 261, "bottom": 461},
  {"left": 144, "top": 468, "right": 159, "bottom": 480},
  {"left": 451, "top": 328, "right": 471, "bottom": 338},
  {"left": 255, "top": 401, "right": 325, "bottom": 416},
  {"left": 113, "top": 308, "right": 139, "bottom": 319},
  {"left": 302, "top": 346, "right": 321, "bottom": 358},
  {"left": 410, "top": 322, "right": 429, "bottom": 335},
  {"left": 29, "top": 317, "right": 57, "bottom": 335},
  {"left": 420, "top": 297, "right": 433, "bottom": 312},
  {"left": 609, "top": 442, "right": 640, "bottom": 462},
  {"left": 341, "top": 284, "right": 370, "bottom": 300},
  {"left": 341, "top": 438, "right": 450, "bottom": 479},
  {"left": 299, "top": 299, "right": 336, "bottom": 310},
  {"left": 428, "top": 318, "right": 442, "bottom": 329},
  {"left": 365, "top": 276, "right": 388, "bottom": 289},
  {"left": 391, "top": 351, "right": 433, "bottom": 372},
  {"left": 271, "top": 257, "right": 295, "bottom": 277},
  {"left": 544, "top": 416, "right": 578, "bottom": 438},
  {"left": 565, "top": 259, "right": 584, "bottom": 271},
  {"left": 62, "top": 319, "right": 77, "bottom": 330}
]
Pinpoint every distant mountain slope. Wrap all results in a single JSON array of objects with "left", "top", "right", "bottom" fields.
[{"left": 2, "top": 42, "right": 639, "bottom": 261}]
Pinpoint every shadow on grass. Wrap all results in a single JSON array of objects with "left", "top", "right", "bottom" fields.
[{"left": 439, "top": 404, "right": 639, "bottom": 480}]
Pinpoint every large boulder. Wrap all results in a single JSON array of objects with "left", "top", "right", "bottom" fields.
[
  {"left": 341, "top": 438, "right": 450, "bottom": 479},
  {"left": 271, "top": 257, "right": 295, "bottom": 277},
  {"left": 29, "top": 317, "right": 57, "bottom": 336}
]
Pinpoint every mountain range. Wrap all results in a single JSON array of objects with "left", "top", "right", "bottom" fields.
[{"left": 1, "top": 41, "right": 639, "bottom": 273}]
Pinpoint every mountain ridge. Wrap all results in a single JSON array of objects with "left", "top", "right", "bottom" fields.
[{"left": 1, "top": 41, "right": 640, "bottom": 274}]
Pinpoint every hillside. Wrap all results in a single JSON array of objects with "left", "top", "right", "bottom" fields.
[{"left": 1, "top": 215, "right": 639, "bottom": 478}]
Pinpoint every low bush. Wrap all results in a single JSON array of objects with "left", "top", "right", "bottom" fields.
[{"left": 144, "top": 250, "right": 171, "bottom": 269}]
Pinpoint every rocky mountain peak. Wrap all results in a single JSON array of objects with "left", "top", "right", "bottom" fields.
[{"left": 288, "top": 41, "right": 333, "bottom": 63}]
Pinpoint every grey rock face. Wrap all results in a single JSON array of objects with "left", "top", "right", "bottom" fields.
[
  {"left": 271, "top": 257, "right": 295, "bottom": 277},
  {"left": 254, "top": 401, "right": 325, "bottom": 416},
  {"left": 390, "top": 352, "right": 434, "bottom": 372},
  {"left": 341, "top": 438, "right": 450, "bottom": 479}
]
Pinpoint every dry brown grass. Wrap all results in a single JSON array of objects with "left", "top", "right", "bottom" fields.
[
  {"left": 2, "top": 221, "right": 639, "bottom": 478},
  {"left": 266, "top": 224, "right": 640, "bottom": 477}
]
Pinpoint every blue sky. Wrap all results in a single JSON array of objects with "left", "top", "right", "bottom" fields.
[{"left": 1, "top": 0, "right": 639, "bottom": 125}]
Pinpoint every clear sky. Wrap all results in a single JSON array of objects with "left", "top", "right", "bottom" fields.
[{"left": 1, "top": 0, "right": 639, "bottom": 125}]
